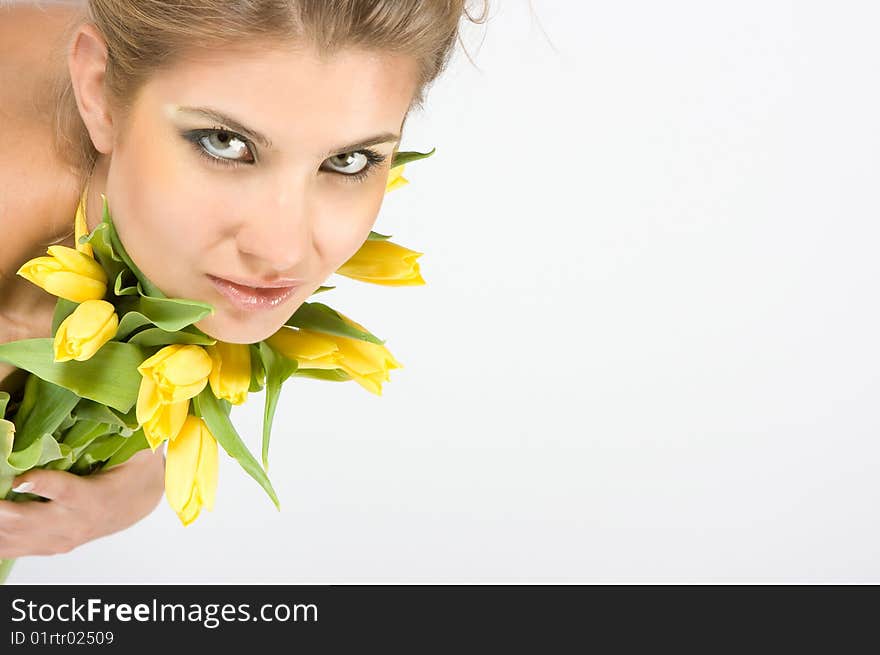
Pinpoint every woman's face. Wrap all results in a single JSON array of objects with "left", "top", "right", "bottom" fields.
[{"left": 102, "top": 45, "right": 420, "bottom": 343}]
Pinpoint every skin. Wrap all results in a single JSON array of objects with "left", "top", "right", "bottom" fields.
[{"left": 0, "top": 18, "right": 420, "bottom": 560}]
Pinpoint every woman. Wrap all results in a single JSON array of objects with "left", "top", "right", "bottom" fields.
[{"left": 0, "top": 0, "right": 488, "bottom": 560}]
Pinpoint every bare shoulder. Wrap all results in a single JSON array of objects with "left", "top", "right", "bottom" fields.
[
  {"left": 0, "top": 5, "right": 86, "bottom": 390},
  {"left": 0, "top": 2, "right": 83, "bottom": 205},
  {"left": 0, "top": 2, "right": 83, "bottom": 123}
]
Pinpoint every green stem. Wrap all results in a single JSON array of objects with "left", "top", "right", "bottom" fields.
[{"left": 0, "top": 557, "right": 15, "bottom": 585}]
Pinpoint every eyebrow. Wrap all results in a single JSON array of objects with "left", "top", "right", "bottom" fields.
[{"left": 175, "top": 106, "right": 400, "bottom": 156}]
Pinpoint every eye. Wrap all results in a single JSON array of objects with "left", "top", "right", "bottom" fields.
[
  {"left": 183, "top": 127, "right": 388, "bottom": 182},
  {"left": 321, "top": 149, "right": 388, "bottom": 183},
  {"left": 186, "top": 127, "right": 255, "bottom": 166}
]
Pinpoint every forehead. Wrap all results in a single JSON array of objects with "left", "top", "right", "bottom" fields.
[{"left": 140, "top": 44, "right": 419, "bottom": 149}]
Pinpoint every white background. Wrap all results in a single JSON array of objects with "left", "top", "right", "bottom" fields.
[{"left": 13, "top": 1, "right": 880, "bottom": 583}]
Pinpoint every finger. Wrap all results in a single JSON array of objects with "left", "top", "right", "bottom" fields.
[
  {"left": 11, "top": 469, "right": 86, "bottom": 506},
  {"left": 0, "top": 497, "right": 54, "bottom": 532},
  {"left": 0, "top": 501, "right": 80, "bottom": 557},
  {"left": 0, "top": 499, "right": 27, "bottom": 535}
]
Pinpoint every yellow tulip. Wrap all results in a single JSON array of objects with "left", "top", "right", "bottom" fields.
[
  {"left": 136, "top": 344, "right": 213, "bottom": 449},
  {"left": 165, "top": 414, "right": 218, "bottom": 526},
  {"left": 137, "top": 344, "right": 214, "bottom": 403},
  {"left": 16, "top": 245, "right": 107, "bottom": 302},
  {"left": 74, "top": 185, "right": 94, "bottom": 258},
  {"left": 386, "top": 164, "right": 408, "bottom": 193},
  {"left": 265, "top": 328, "right": 343, "bottom": 370},
  {"left": 335, "top": 239, "right": 425, "bottom": 286},
  {"left": 206, "top": 341, "right": 251, "bottom": 405},
  {"left": 332, "top": 312, "right": 403, "bottom": 395},
  {"left": 53, "top": 299, "right": 118, "bottom": 362},
  {"left": 140, "top": 394, "right": 190, "bottom": 452},
  {"left": 267, "top": 314, "right": 402, "bottom": 396}
]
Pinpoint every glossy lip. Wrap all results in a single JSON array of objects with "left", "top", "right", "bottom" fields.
[
  {"left": 207, "top": 274, "right": 300, "bottom": 311},
  {"left": 215, "top": 274, "right": 306, "bottom": 289}
]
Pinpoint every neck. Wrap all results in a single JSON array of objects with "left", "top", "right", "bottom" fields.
[{"left": 51, "top": 155, "right": 110, "bottom": 250}]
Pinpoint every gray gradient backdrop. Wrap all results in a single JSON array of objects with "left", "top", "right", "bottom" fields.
[{"left": 11, "top": 1, "right": 880, "bottom": 583}]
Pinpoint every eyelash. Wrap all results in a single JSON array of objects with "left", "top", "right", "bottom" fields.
[{"left": 182, "top": 126, "right": 388, "bottom": 183}]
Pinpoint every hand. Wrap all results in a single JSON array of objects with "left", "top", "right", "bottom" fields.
[{"left": 0, "top": 447, "right": 166, "bottom": 558}]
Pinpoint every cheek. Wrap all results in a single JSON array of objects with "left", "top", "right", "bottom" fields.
[
  {"left": 106, "top": 135, "right": 218, "bottom": 292},
  {"left": 314, "top": 182, "right": 387, "bottom": 269}
]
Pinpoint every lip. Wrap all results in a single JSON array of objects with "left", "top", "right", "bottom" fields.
[
  {"left": 215, "top": 275, "right": 306, "bottom": 289},
  {"left": 207, "top": 274, "right": 300, "bottom": 311}
]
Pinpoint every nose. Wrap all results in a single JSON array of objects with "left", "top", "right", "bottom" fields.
[{"left": 235, "top": 175, "right": 313, "bottom": 274}]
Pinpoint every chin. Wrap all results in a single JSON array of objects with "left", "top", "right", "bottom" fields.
[{"left": 193, "top": 313, "right": 284, "bottom": 345}]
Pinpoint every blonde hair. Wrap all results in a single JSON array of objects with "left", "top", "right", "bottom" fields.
[{"left": 47, "top": 0, "right": 490, "bottom": 191}]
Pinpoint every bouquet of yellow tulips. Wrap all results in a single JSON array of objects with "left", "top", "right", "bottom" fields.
[{"left": 0, "top": 148, "right": 433, "bottom": 583}]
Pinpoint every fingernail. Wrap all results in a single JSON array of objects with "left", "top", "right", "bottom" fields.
[{"left": 12, "top": 482, "right": 34, "bottom": 493}]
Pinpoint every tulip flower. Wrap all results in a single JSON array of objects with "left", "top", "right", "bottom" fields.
[
  {"left": 335, "top": 239, "right": 425, "bottom": 286},
  {"left": 206, "top": 341, "right": 251, "bottom": 405},
  {"left": 386, "top": 164, "right": 408, "bottom": 193},
  {"left": 136, "top": 344, "right": 213, "bottom": 449},
  {"left": 265, "top": 328, "right": 343, "bottom": 371},
  {"left": 165, "top": 414, "right": 218, "bottom": 526},
  {"left": 53, "top": 299, "right": 119, "bottom": 362},
  {"left": 139, "top": 395, "right": 190, "bottom": 451},
  {"left": 332, "top": 312, "right": 403, "bottom": 395},
  {"left": 266, "top": 314, "right": 402, "bottom": 396},
  {"left": 16, "top": 245, "right": 107, "bottom": 302}
]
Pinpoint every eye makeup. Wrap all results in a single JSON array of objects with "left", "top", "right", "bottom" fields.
[{"left": 178, "top": 126, "right": 390, "bottom": 183}]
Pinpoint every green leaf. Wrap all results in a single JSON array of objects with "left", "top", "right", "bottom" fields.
[
  {"left": 113, "top": 268, "right": 141, "bottom": 296},
  {"left": 44, "top": 443, "right": 77, "bottom": 471},
  {"left": 0, "top": 419, "right": 19, "bottom": 497},
  {"left": 73, "top": 398, "right": 137, "bottom": 434},
  {"left": 102, "top": 428, "right": 150, "bottom": 470},
  {"left": 52, "top": 410, "right": 77, "bottom": 438},
  {"left": 12, "top": 374, "right": 40, "bottom": 429},
  {"left": 127, "top": 327, "right": 217, "bottom": 348},
  {"left": 0, "top": 391, "right": 9, "bottom": 418},
  {"left": 73, "top": 398, "right": 128, "bottom": 428},
  {"left": 0, "top": 339, "right": 145, "bottom": 413},
  {"left": 13, "top": 377, "right": 80, "bottom": 452},
  {"left": 285, "top": 301, "right": 385, "bottom": 345},
  {"left": 61, "top": 419, "right": 113, "bottom": 453},
  {"left": 2, "top": 430, "right": 65, "bottom": 496},
  {"left": 258, "top": 341, "right": 298, "bottom": 471},
  {"left": 292, "top": 368, "right": 352, "bottom": 382},
  {"left": 367, "top": 231, "right": 393, "bottom": 241},
  {"left": 309, "top": 285, "right": 336, "bottom": 295},
  {"left": 248, "top": 343, "right": 266, "bottom": 393},
  {"left": 70, "top": 433, "right": 127, "bottom": 474},
  {"left": 8, "top": 434, "right": 65, "bottom": 471},
  {"left": 115, "top": 295, "right": 214, "bottom": 336},
  {"left": 390, "top": 147, "right": 436, "bottom": 168},
  {"left": 193, "top": 388, "right": 280, "bottom": 510},
  {"left": 114, "top": 311, "right": 154, "bottom": 341},
  {"left": 79, "top": 221, "right": 128, "bottom": 295}
]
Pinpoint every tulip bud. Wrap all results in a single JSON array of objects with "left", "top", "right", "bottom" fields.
[
  {"left": 165, "top": 414, "right": 218, "bottom": 526},
  {"left": 16, "top": 245, "right": 107, "bottom": 302},
  {"left": 206, "top": 341, "right": 251, "bottom": 405},
  {"left": 385, "top": 164, "right": 408, "bottom": 193},
  {"left": 53, "top": 299, "right": 118, "bottom": 362},
  {"left": 267, "top": 313, "right": 401, "bottom": 396},
  {"left": 136, "top": 345, "right": 213, "bottom": 449},
  {"left": 335, "top": 239, "right": 425, "bottom": 286},
  {"left": 265, "top": 327, "right": 342, "bottom": 370},
  {"left": 331, "top": 312, "right": 403, "bottom": 395}
]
